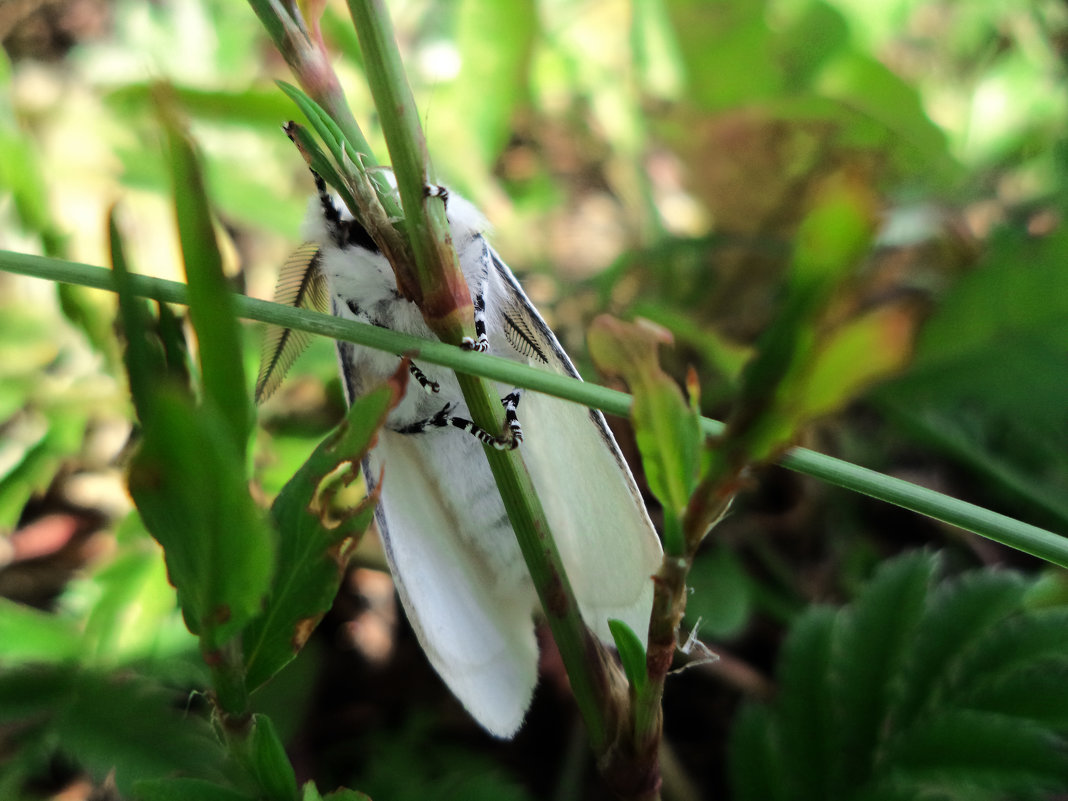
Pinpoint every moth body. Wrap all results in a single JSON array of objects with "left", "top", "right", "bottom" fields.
[{"left": 280, "top": 182, "right": 663, "bottom": 737}]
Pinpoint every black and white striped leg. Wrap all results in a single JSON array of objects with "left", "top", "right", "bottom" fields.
[
  {"left": 462, "top": 273, "right": 490, "bottom": 352},
  {"left": 397, "top": 391, "right": 523, "bottom": 450},
  {"left": 407, "top": 361, "right": 440, "bottom": 394},
  {"left": 424, "top": 183, "right": 449, "bottom": 204}
]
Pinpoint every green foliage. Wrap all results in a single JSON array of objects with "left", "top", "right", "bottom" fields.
[
  {"left": 0, "top": 300, "right": 114, "bottom": 534},
  {"left": 158, "top": 91, "right": 253, "bottom": 455},
  {"left": 683, "top": 544, "right": 753, "bottom": 639},
  {"left": 105, "top": 100, "right": 389, "bottom": 799},
  {"left": 588, "top": 316, "right": 702, "bottom": 553},
  {"left": 0, "top": 90, "right": 390, "bottom": 799},
  {"left": 729, "top": 552, "right": 1068, "bottom": 801},
  {"left": 721, "top": 175, "right": 887, "bottom": 466},
  {"left": 609, "top": 618, "right": 649, "bottom": 695},
  {"left": 129, "top": 390, "right": 275, "bottom": 646},
  {"left": 248, "top": 714, "right": 300, "bottom": 801},
  {"left": 0, "top": 665, "right": 227, "bottom": 798},
  {"left": 242, "top": 382, "right": 392, "bottom": 690},
  {"left": 1, "top": 0, "right": 1066, "bottom": 798},
  {"left": 351, "top": 718, "right": 534, "bottom": 801},
  {"left": 875, "top": 226, "right": 1068, "bottom": 533}
]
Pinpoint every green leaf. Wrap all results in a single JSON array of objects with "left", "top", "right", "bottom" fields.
[
  {"left": 942, "top": 607, "right": 1068, "bottom": 705},
  {"left": 727, "top": 174, "right": 878, "bottom": 463},
  {"left": 877, "top": 710, "right": 1068, "bottom": 800},
  {"left": 444, "top": 0, "right": 537, "bottom": 168},
  {"left": 729, "top": 553, "right": 1068, "bottom": 800},
  {"left": 249, "top": 714, "right": 299, "bottom": 801},
  {"left": 790, "top": 305, "right": 913, "bottom": 423},
  {"left": 887, "top": 569, "right": 1029, "bottom": 731},
  {"left": 0, "top": 663, "right": 77, "bottom": 724},
  {"left": 663, "top": 0, "right": 780, "bottom": 110},
  {"left": 129, "top": 391, "right": 276, "bottom": 648},
  {"left": 728, "top": 703, "right": 787, "bottom": 801},
  {"left": 157, "top": 89, "right": 251, "bottom": 455},
  {"left": 80, "top": 540, "right": 194, "bottom": 666},
  {"left": 284, "top": 120, "right": 362, "bottom": 217},
  {"left": 243, "top": 380, "right": 399, "bottom": 691},
  {"left": 320, "top": 786, "right": 372, "bottom": 801},
  {"left": 818, "top": 50, "right": 950, "bottom": 178},
  {"left": 278, "top": 81, "right": 348, "bottom": 165},
  {"left": 961, "top": 662, "right": 1068, "bottom": 729},
  {"left": 107, "top": 84, "right": 295, "bottom": 130},
  {"left": 0, "top": 598, "right": 82, "bottom": 664},
  {"left": 110, "top": 207, "right": 168, "bottom": 422},
  {"left": 874, "top": 227, "right": 1068, "bottom": 533},
  {"left": 830, "top": 551, "right": 937, "bottom": 792},
  {"left": 608, "top": 618, "right": 647, "bottom": 694},
  {"left": 776, "top": 606, "right": 837, "bottom": 801},
  {"left": 588, "top": 316, "right": 701, "bottom": 552},
  {"left": 683, "top": 544, "right": 752, "bottom": 638},
  {"left": 135, "top": 779, "right": 257, "bottom": 801},
  {"left": 0, "top": 414, "right": 88, "bottom": 532},
  {"left": 52, "top": 670, "right": 226, "bottom": 796}
]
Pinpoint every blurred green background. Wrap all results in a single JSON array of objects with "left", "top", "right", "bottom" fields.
[{"left": 1, "top": 1, "right": 1066, "bottom": 799}]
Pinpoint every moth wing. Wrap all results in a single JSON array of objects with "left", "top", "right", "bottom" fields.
[
  {"left": 486, "top": 252, "right": 663, "bottom": 646},
  {"left": 520, "top": 392, "right": 662, "bottom": 645},
  {"left": 256, "top": 243, "right": 328, "bottom": 403},
  {"left": 367, "top": 429, "right": 539, "bottom": 738}
]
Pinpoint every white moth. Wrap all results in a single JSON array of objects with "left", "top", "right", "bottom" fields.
[{"left": 258, "top": 175, "right": 663, "bottom": 738}]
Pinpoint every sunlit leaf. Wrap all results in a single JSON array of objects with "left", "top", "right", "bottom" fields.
[
  {"left": 243, "top": 373, "right": 401, "bottom": 691},
  {"left": 0, "top": 598, "right": 81, "bottom": 664},
  {"left": 588, "top": 315, "right": 700, "bottom": 552},
  {"left": 129, "top": 391, "right": 275, "bottom": 649},
  {"left": 157, "top": 88, "right": 251, "bottom": 455}
]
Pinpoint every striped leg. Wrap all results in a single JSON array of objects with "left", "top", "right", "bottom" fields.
[
  {"left": 397, "top": 391, "right": 523, "bottom": 450},
  {"left": 408, "top": 361, "right": 440, "bottom": 394},
  {"left": 464, "top": 272, "right": 490, "bottom": 352}
]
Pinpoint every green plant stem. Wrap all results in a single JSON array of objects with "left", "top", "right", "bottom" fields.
[
  {"left": 209, "top": 638, "right": 251, "bottom": 726},
  {"left": 3, "top": 250, "right": 1066, "bottom": 568},
  {"left": 346, "top": 0, "right": 472, "bottom": 340},
  {"left": 246, "top": 0, "right": 373, "bottom": 162},
  {"left": 343, "top": 0, "right": 616, "bottom": 752},
  {"left": 470, "top": 375, "right": 612, "bottom": 750}
]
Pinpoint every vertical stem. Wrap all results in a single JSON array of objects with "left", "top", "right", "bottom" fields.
[{"left": 345, "top": 0, "right": 621, "bottom": 755}]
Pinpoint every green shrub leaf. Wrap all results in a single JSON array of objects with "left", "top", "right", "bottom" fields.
[
  {"left": 730, "top": 552, "right": 1068, "bottom": 800},
  {"left": 135, "top": 779, "right": 257, "bottom": 801},
  {"left": 129, "top": 391, "right": 275, "bottom": 649},
  {"left": 243, "top": 375, "right": 401, "bottom": 691},
  {"left": 830, "top": 551, "right": 936, "bottom": 792},
  {"left": 608, "top": 618, "right": 648, "bottom": 695}
]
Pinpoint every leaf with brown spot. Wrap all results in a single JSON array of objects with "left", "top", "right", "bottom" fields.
[{"left": 242, "top": 366, "right": 403, "bottom": 691}]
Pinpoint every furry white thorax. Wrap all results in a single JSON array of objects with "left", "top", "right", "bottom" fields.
[
  {"left": 302, "top": 189, "right": 493, "bottom": 428},
  {"left": 300, "top": 190, "right": 488, "bottom": 313}
]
